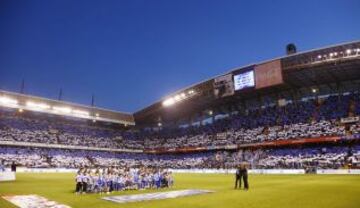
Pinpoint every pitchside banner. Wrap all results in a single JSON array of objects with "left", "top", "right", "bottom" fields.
[
  {"left": 2, "top": 195, "right": 71, "bottom": 208},
  {"left": 103, "top": 189, "right": 214, "bottom": 203},
  {"left": 0, "top": 171, "right": 16, "bottom": 181},
  {"left": 255, "top": 60, "right": 283, "bottom": 89},
  {"left": 316, "top": 169, "right": 360, "bottom": 174}
]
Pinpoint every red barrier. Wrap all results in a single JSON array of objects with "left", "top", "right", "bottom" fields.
[{"left": 144, "top": 136, "right": 342, "bottom": 154}]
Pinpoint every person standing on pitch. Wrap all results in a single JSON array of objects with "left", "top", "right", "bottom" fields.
[
  {"left": 11, "top": 161, "right": 17, "bottom": 172},
  {"left": 235, "top": 162, "right": 249, "bottom": 190},
  {"left": 234, "top": 165, "right": 241, "bottom": 189}
]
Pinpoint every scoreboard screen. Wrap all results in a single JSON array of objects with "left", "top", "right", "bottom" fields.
[{"left": 233, "top": 70, "right": 255, "bottom": 91}]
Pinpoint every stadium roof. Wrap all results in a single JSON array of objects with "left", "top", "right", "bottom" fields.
[
  {"left": 0, "top": 90, "right": 135, "bottom": 126},
  {"left": 134, "top": 40, "right": 360, "bottom": 125}
]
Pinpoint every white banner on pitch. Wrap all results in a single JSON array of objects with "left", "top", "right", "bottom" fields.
[{"left": 0, "top": 171, "right": 16, "bottom": 181}]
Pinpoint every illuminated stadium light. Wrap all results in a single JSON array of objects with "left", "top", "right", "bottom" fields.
[
  {"left": 329, "top": 53, "right": 333, "bottom": 57},
  {"left": 53, "top": 106, "right": 72, "bottom": 114},
  {"left": 188, "top": 90, "right": 195, "bottom": 94},
  {"left": 333, "top": 52, "right": 338, "bottom": 56},
  {"left": 162, "top": 98, "right": 175, "bottom": 106},
  {"left": 72, "top": 109, "right": 89, "bottom": 116},
  {"left": 174, "top": 95, "right": 181, "bottom": 101},
  {"left": 158, "top": 122, "right": 162, "bottom": 127},
  {"left": 26, "top": 101, "right": 50, "bottom": 110},
  {"left": 163, "top": 90, "right": 196, "bottom": 107},
  {"left": 95, "top": 113, "right": 100, "bottom": 117},
  {"left": 208, "top": 110, "right": 213, "bottom": 116},
  {"left": 346, "top": 49, "right": 352, "bottom": 54},
  {"left": 312, "top": 88, "right": 318, "bottom": 93},
  {"left": 0, "top": 96, "right": 18, "bottom": 107},
  {"left": 317, "top": 55, "right": 322, "bottom": 59},
  {"left": 18, "top": 108, "right": 23, "bottom": 113}
]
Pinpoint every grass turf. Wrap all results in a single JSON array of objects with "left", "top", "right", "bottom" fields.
[{"left": 0, "top": 173, "right": 360, "bottom": 208}]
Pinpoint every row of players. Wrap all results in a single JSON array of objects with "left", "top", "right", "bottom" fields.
[{"left": 75, "top": 167, "right": 174, "bottom": 194}]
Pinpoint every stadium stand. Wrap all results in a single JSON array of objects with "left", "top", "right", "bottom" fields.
[
  {"left": 0, "top": 94, "right": 356, "bottom": 150},
  {"left": 0, "top": 145, "right": 359, "bottom": 169},
  {"left": 1, "top": 93, "right": 360, "bottom": 170}
]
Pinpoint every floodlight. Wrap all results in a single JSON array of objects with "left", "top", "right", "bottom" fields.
[
  {"left": 0, "top": 96, "right": 18, "bottom": 108},
  {"left": 26, "top": 101, "right": 50, "bottom": 110},
  {"left": 73, "top": 109, "right": 89, "bottom": 116},
  {"left": 162, "top": 98, "right": 175, "bottom": 106},
  {"left": 174, "top": 95, "right": 181, "bottom": 101},
  {"left": 53, "top": 106, "right": 72, "bottom": 114}
]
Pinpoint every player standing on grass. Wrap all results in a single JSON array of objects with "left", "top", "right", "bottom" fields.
[{"left": 75, "top": 171, "right": 83, "bottom": 194}]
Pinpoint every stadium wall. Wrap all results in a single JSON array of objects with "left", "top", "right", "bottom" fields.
[
  {"left": 316, "top": 169, "right": 360, "bottom": 174},
  {"left": 171, "top": 169, "right": 306, "bottom": 174},
  {"left": 7, "top": 168, "right": 360, "bottom": 175}
]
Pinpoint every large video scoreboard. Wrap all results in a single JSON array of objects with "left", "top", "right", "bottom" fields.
[
  {"left": 232, "top": 59, "right": 283, "bottom": 92},
  {"left": 234, "top": 70, "right": 255, "bottom": 91},
  {"left": 213, "top": 60, "right": 283, "bottom": 98}
]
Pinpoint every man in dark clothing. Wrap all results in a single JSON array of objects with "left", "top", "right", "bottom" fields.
[
  {"left": 234, "top": 166, "right": 241, "bottom": 189},
  {"left": 11, "top": 162, "right": 16, "bottom": 172},
  {"left": 235, "top": 162, "right": 249, "bottom": 190}
]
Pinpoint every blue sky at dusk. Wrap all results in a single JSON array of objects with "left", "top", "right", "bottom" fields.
[{"left": 0, "top": 0, "right": 359, "bottom": 112}]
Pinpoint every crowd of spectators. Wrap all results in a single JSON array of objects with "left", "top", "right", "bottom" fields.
[
  {"left": 141, "top": 94, "right": 356, "bottom": 149},
  {"left": 0, "top": 112, "right": 142, "bottom": 149},
  {"left": 0, "top": 145, "right": 359, "bottom": 169},
  {"left": 0, "top": 93, "right": 360, "bottom": 170},
  {"left": 1, "top": 94, "right": 359, "bottom": 150}
]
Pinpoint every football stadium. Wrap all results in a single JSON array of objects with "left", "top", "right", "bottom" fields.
[{"left": 1, "top": 1, "right": 360, "bottom": 208}]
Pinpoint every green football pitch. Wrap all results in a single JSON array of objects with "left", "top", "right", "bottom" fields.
[{"left": 1, "top": 173, "right": 360, "bottom": 208}]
